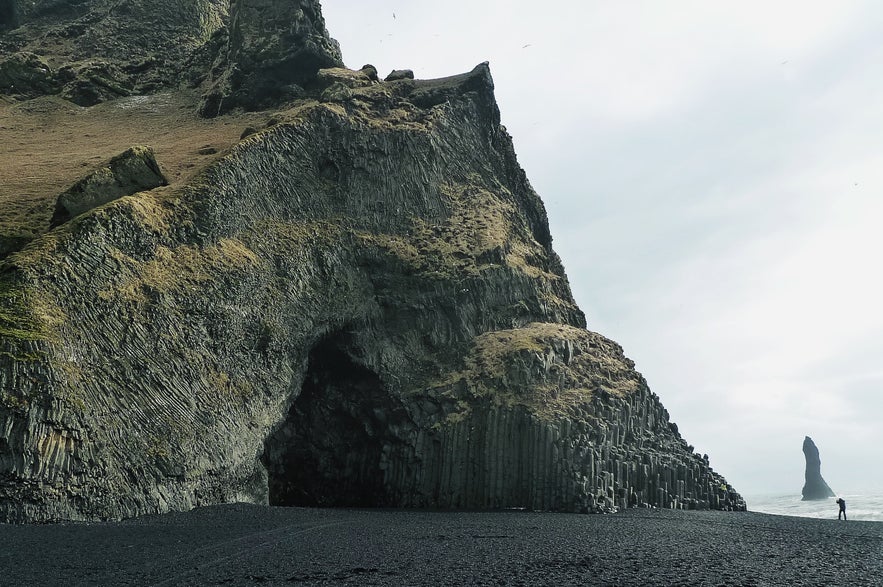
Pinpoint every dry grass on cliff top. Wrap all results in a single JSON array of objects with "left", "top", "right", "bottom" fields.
[{"left": 0, "top": 91, "right": 269, "bottom": 240}]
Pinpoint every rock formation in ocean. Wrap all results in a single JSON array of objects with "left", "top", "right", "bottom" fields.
[
  {"left": 801, "top": 436, "right": 835, "bottom": 501},
  {"left": 0, "top": 1, "right": 746, "bottom": 522}
]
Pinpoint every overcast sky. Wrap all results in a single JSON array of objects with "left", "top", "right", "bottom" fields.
[{"left": 323, "top": 1, "right": 883, "bottom": 496}]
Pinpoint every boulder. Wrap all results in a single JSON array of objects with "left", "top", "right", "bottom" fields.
[
  {"left": 385, "top": 69, "right": 414, "bottom": 82},
  {"left": 359, "top": 63, "right": 378, "bottom": 82},
  {"left": 50, "top": 146, "right": 168, "bottom": 227},
  {"left": 315, "top": 67, "right": 375, "bottom": 89},
  {"left": 199, "top": 0, "right": 344, "bottom": 116},
  {"left": 801, "top": 436, "right": 835, "bottom": 500}
]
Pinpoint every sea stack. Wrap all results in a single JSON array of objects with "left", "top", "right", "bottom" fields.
[{"left": 801, "top": 436, "right": 835, "bottom": 500}]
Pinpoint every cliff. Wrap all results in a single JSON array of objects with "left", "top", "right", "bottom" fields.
[{"left": 0, "top": 1, "right": 745, "bottom": 522}]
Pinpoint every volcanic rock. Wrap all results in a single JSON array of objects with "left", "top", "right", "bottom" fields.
[
  {"left": 801, "top": 436, "right": 835, "bottom": 500},
  {"left": 0, "top": 1, "right": 20, "bottom": 30},
  {"left": 0, "top": 0, "right": 229, "bottom": 102},
  {"left": 0, "top": 1, "right": 745, "bottom": 522},
  {"left": 50, "top": 146, "right": 168, "bottom": 227},
  {"left": 0, "top": 52, "right": 59, "bottom": 100},
  {"left": 385, "top": 69, "right": 415, "bottom": 82},
  {"left": 359, "top": 64, "right": 379, "bottom": 82},
  {"left": 199, "top": 0, "right": 344, "bottom": 116}
]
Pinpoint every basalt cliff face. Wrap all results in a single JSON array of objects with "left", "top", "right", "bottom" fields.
[{"left": 0, "top": 1, "right": 745, "bottom": 522}]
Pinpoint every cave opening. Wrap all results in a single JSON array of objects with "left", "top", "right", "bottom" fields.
[{"left": 262, "top": 335, "right": 406, "bottom": 507}]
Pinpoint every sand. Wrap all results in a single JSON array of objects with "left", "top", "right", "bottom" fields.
[{"left": 1, "top": 504, "right": 880, "bottom": 586}]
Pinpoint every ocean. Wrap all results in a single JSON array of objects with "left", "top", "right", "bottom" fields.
[{"left": 745, "top": 492, "right": 883, "bottom": 522}]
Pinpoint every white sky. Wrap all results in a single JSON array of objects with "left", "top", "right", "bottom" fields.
[{"left": 322, "top": 1, "right": 883, "bottom": 496}]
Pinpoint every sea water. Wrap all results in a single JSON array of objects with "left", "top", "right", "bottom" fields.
[{"left": 745, "top": 492, "right": 883, "bottom": 522}]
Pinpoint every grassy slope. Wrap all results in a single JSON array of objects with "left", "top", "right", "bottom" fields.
[{"left": 0, "top": 91, "right": 268, "bottom": 248}]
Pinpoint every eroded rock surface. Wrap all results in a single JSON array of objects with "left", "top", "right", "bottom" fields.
[
  {"left": 199, "top": 0, "right": 343, "bottom": 116},
  {"left": 0, "top": 0, "right": 228, "bottom": 102},
  {"left": 0, "top": 1, "right": 745, "bottom": 522},
  {"left": 1, "top": 1, "right": 346, "bottom": 113},
  {"left": 0, "top": 52, "right": 59, "bottom": 99},
  {"left": 50, "top": 146, "right": 168, "bottom": 227}
]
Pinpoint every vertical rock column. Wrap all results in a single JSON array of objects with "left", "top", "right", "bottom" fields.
[{"left": 375, "top": 384, "right": 744, "bottom": 512}]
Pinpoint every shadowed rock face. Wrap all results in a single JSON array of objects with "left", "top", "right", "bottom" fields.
[
  {"left": 0, "top": 1, "right": 20, "bottom": 30},
  {"left": 0, "top": 2, "right": 745, "bottom": 522},
  {"left": 802, "top": 436, "right": 835, "bottom": 500},
  {"left": 199, "top": 0, "right": 343, "bottom": 116}
]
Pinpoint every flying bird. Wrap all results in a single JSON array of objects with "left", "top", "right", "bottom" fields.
[{"left": 522, "top": 43, "right": 532, "bottom": 49}]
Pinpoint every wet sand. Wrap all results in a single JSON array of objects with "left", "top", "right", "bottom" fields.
[{"left": 1, "top": 504, "right": 880, "bottom": 586}]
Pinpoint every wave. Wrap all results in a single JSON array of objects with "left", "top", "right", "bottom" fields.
[{"left": 745, "top": 492, "right": 883, "bottom": 522}]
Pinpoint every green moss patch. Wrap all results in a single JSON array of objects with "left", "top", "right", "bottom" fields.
[{"left": 0, "top": 271, "right": 49, "bottom": 341}]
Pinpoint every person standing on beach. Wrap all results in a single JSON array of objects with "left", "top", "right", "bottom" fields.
[{"left": 836, "top": 497, "right": 847, "bottom": 520}]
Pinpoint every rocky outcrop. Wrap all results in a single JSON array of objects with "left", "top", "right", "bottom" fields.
[
  {"left": 0, "top": 2, "right": 745, "bottom": 522},
  {"left": 50, "top": 146, "right": 168, "bottom": 227},
  {"left": 8, "top": 0, "right": 228, "bottom": 58},
  {"left": 0, "top": 1, "right": 19, "bottom": 30},
  {"left": 801, "top": 436, "right": 835, "bottom": 500},
  {"left": 0, "top": 0, "right": 229, "bottom": 101},
  {"left": 199, "top": 0, "right": 343, "bottom": 116},
  {"left": 2, "top": 1, "right": 342, "bottom": 111},
  {"left": 0, "top": 52, "right": 59, "bottom": 99},
  {"left": 264, "top": 322, "right": 742, "bottom": 512},
  {"left": 0, "top": 61, "right": 744, "bottom": 522}
]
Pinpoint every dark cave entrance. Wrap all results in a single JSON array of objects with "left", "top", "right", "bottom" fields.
[{"left": 262, "top": 336, "right": 407, "bottom": 507}]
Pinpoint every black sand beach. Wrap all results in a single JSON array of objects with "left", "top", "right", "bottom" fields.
[{"left": 1, "top": 505, "right": 880, "bottom": 586}]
